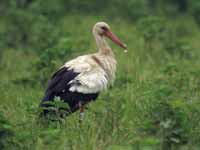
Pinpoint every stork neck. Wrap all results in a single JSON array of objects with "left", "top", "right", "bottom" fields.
[{"left": 94, "top": 34, "right": 112, "bottom": 54}]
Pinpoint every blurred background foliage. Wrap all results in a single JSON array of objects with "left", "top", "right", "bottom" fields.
[
  {"left": 0, "top": 0, "right": 200, "bottom": 150},
  {"left": 0, "top": 0, "right": 199, "bottom": 52},
  {"left": 0, "top": 0, "right": 198, "bottom": 50}
]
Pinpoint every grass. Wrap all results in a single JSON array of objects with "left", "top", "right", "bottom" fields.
[{"left": 0, "top": 14, "right": 200, "bottom": 150}]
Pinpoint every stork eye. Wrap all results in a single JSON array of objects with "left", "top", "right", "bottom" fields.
[{"left": 101, "top": 26, "right": 107, "bottom": 30}]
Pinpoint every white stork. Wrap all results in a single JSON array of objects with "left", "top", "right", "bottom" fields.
[{"left": 40, "top": 22, "right": 127, "bottom": 121}]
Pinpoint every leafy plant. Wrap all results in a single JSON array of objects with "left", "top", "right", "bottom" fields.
[
  {"left": 39, "top": 97, "right": 70, "bottom": 122},
  {"left": 109, "top": 0, "right": 149, "bottom": 20},
  {"left": 190, "top": 0, "right": 200, "bottom": 25},
  {"left": 0, "top": 112, "right": 13, "bottom": 149},
  {"left": 33, "top": 37, "right": 74, "bottom": 85},
  {"left": 132, "top": 63, "right": 200, "bottom": 149},
  {"left": 1, "top": 0, "right": 66, "bottom": 51},
  {"left": 137, "top": 16, "right": 194, "bottom": 59}
]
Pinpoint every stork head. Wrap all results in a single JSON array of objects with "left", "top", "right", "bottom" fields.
[{"left": 93, "top": 22, "right": 127, "bottom": 50}]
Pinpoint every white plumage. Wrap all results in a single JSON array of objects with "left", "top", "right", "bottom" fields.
[
  {"left": 41, "top": 22, "right": 127, "bottom": 118},
  {"left": 64, "top": 53, "right": 116, "bottom": 94}
]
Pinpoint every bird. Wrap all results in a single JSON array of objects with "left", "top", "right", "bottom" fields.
[{"left": 40, "top": 22, "right": 127, "bottom": 121}]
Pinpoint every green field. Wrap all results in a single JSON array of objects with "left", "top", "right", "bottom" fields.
[{"left": 1, "top": 1, "right": 200, "bottom": 150}]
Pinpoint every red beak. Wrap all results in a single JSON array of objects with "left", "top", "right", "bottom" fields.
[{"left": 104, "top": 29, "right": 127, "bottom": 49}]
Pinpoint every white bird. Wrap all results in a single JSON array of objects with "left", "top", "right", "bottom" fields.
[{"left": 40, "top": 22, "right": 127, "bottom": 120}]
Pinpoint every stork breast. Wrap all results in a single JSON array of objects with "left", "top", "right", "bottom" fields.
[{"left": 69, "top": 68, "right": 108, "bottom": 94}]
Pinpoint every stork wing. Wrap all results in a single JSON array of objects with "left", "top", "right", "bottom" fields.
[
  {"left": 42, "top": 67, "right": 79, "bottom": 101},
  {"left": 43, "top": 55, "right": 108, "bottom": 101},
  {"left": 64, "top": 55, "right": 109, "bottom": 94}
]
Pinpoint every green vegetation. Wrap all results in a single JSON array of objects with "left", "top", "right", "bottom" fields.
[{"left": 0, "top": 0, "right": 200, "bottom": 149}]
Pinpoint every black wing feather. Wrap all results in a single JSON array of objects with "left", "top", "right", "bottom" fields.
[
  {"left": 42, "top": 67, "right": 79, "bottom": 101},
  {"left": 40, "top": 66, "right": 99, "bottom": 116}
]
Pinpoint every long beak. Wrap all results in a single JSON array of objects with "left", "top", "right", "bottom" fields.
[{"left": 104, "top": 29, "right": 127, "bottom": 49}]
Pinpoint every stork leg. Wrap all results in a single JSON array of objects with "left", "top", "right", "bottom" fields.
[{"left": 78, "top": 101, "right": 85, "bottom": 123}]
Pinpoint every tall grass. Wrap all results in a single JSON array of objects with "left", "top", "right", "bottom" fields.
[{"left": 0, "top": 15, "right": 200, "bottom": 150}]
